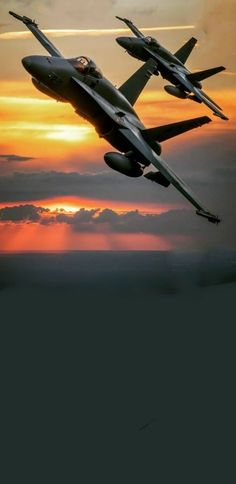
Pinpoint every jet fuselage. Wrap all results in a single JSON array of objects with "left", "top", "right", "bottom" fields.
[
  {"left": 116, "top": 37, "right": 194, "bottom": 88},
  {"left": 22, "top": 54, "right": 146, "bottom": 156}
]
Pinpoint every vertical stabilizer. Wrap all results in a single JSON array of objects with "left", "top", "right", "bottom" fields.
[
  {"left": 119, "top": 59, "right": 157, "bottom": 106},
  {"left": 174, "top": 37, "right": 197, "bottom": 64}
]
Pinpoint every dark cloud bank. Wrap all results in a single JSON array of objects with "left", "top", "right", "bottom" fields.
[{"left": 0, "top": 154, "right": 35, "bottom": 163}]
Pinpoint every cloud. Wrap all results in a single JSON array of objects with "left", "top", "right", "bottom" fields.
[
  {"left": 55, "top": 207, "right": 99, "bottom": 225},
  {"left": 197, "top": 0, "right": 236, "bottom": 66},
  {"left": 0, "top": 203, "right": 203, "bottom": 234},
  {"left": 0, "top": 25, "right": 195, "bottom": 40},
  {"left": 0, "top": 202, "right": 235, "bottom": 248},
  {"left": 0, "top": 203, "right": 226, "bottom": 233},
  {"left": 0, "top": 154, "right": 35, "bottom": 163},
  {"left": 0, "top": 160, "right": 235, "bottom": 207},
  {"left": 0, "top": 204, "right": 48, "bottom": 222},
  {"left": 0, "top": 170, "right": 171, "bottom": 204},
  {"left": 9, "top": 0, "right": 52, "bottom": 5}
]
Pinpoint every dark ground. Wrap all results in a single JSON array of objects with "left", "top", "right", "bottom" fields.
[{"left": 1, "top": 251, "right": 236, "bottom": 483}]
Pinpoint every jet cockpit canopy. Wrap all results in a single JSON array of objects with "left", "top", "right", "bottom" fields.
[
  {"left": 69, "top": 56, "right": 103, "bottom": 78},
  {"left": 144, "top": 36, "right": 159, "bottom": 47}
]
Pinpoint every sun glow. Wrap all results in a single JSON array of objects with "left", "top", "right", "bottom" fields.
[
  {"left": 44, "top": 201, "right": 83, "bottom": 213},
  {"left": 45, "top": 125, "right": 92, "bottom": 142}
]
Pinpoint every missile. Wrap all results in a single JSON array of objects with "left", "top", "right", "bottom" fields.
[
  {"left": 196, "top": 209, "right": 221, "bottom": 224},
  {"left": 9, "top": 11, "right": 37, "bottom": 27}
]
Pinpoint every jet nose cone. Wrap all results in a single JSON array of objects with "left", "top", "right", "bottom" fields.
[
  {"left": 22, "top": 56, "right": 33, "bottom": 72},
  {"left": 116, "top": 37, "right": 131, "bottom": 49}
]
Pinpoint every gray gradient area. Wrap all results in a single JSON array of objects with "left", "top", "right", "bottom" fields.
[
  {"left": 1, "top": 250, "right": 236, "bottom": 290},
  {"left": 1, "top": 251, "right": 236, "bottom": 482}
]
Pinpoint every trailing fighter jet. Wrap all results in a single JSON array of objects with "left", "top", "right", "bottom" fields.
[
  {"left": 116, "top": 16, "right": 228, "bottom": 121},
  {"left": 9, "top": 11, "right": 220, "bottom": 223}
]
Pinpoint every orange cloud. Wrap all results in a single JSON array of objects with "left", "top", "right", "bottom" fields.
[{"left": 0, "top": 197, "right": 180, "bottom": 215}]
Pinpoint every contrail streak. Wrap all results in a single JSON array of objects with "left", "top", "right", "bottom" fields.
[{"left": 0, "top": 25, "right": 195, "bottom": 40}]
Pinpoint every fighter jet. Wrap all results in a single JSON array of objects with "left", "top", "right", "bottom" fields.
[
  {"left": 9, "top": 11, "right": 220, "bottom": 223},
  {"left": 116, "top": 16, "right": 228, "bottom": 121}
]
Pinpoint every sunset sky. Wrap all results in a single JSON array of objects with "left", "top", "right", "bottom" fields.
[{"left": 0, "top": 0, "right": 235, "bottom": 250}]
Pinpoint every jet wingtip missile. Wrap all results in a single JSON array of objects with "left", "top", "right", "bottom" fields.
[
  {"left": 9, "top": 10, "right": 21, "bottom": 19},
  {"left": 196, "top": 209, "right": 221, "bottom": 224},
  {"left": 9, "top": 11, "right": 38, "bottom": 27},
  {"left": 213, "top": 112, "right": 229, "bottom": 121},
  {"left": 116, "top": 15, "right": 131, "bottom": 23}
]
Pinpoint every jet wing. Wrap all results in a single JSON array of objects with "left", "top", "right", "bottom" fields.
[
  {"left": 70, "top": 81, "right": 220, "bottom": 222},
  {"left": 71, "top": 76, "right": 122, "bottom": 123},
  {"left": 143, "top": 45, "right": 228, "bottom": 120},
  {"left": 9, "top": 11, "right": 63, "bottom": 57},
  {"left": 119, "top": 127, "right": 220, "bottom": 223},
  {"left": 70, "top": 78, "right": 219, "bottom": 222},
  {"left": 116, "top": 16, "right": 145, "bottom": 38}
]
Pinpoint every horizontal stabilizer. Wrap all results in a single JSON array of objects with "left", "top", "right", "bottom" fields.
[
  {"left": 187, "top": 66, "right": 225, "bottom": 83},
  {"left": 119, "top": 58, "right": 157, "bottom": 106},
  {"left": 174, "top": 37, "right": 197, "bottom": 64},
  {"left": 142, "top": 116, "right": 211, "bottom": 143}
]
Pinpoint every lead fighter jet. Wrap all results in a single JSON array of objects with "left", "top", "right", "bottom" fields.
[
  {"left": 9, "top": 11, "right": 220, "bottom": 223},
  {"left": 116, "top": 16, "right": 228, "bottom": 121}
]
